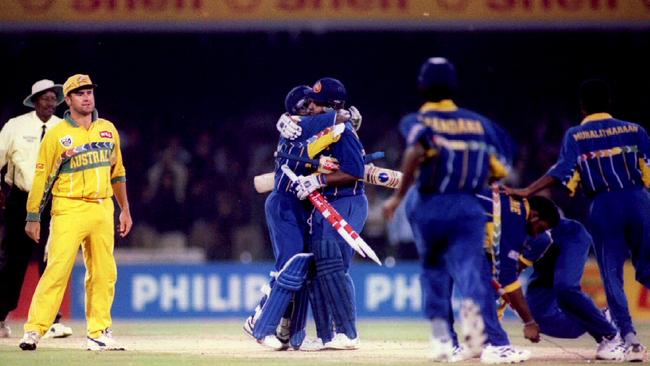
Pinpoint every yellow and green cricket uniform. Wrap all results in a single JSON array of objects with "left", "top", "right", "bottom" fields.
[{"left": 24, "top": 110, "right": 125, "bottom": 338}]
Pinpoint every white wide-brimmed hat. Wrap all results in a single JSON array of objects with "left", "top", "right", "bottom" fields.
[{"left": 23, "top": 79, "right": 64, "bottom": 108}]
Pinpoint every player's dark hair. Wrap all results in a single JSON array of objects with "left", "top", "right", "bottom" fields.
[
  {"left": 579, "top": 79, "right": 611, "bottom": 115},
  {"left": 419, "top": 85, "right": 456, "bottom": 103},
  {"left": 528, "top": 196, "right": 561, "bottom": 228}
]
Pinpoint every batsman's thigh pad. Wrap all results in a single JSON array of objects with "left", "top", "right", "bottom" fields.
[{"left": 265, "top": 193, "right": 310, "bottom": 269}]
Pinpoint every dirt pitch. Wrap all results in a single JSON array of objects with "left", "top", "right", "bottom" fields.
[{"left": 0, "top": 319, "right": 646, "bottom": 365}]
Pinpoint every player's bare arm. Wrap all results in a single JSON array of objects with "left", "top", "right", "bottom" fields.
[
  {"left": 112, "top": 182, "right": 132, "bottom": 238},
  {"left": 505, "top": 175, "right": 557, "bottom": 198},
  {"left": 504, "top": 287, "right": 540, "bottom": 343}
]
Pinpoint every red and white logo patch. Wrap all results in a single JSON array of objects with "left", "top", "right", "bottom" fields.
[{"left": 99, "top": 131, "right": 113, "bottom": 139}]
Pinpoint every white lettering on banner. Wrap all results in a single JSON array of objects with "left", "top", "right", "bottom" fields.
[
  {"left": 129, "top": 273, "right": 299, "bottom": 313},
  {"left": 393, "top": 274, "right": 421, "bottom": 311},
  {"left": 366, "top": 275, "right": 392, "bottom": 310},
  {"left": 245, "top": 275, "right": 268, "bottom": 309},
  {"left": 132, "top": 274, "right": 159, "bottom": 311},
  {"left": 161, "top": 274, "right": 190, "bottom": 311},
  {"left": 192, "top": 276, "right": 205, "bottom": 311},
  {"left": 207, "top": 276, "right": 229, "bottom": 311},
  {"left": 366, "top": 274, "right": 421, "bottom": 311},
  {"left": 228, "top": 276, "right": 242, "bottom": 310}
]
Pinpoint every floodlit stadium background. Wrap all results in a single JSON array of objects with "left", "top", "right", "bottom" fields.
[{"left": 1, "top": 0, "right": 649, "bottom": 322}]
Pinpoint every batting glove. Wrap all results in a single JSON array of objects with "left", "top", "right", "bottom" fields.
[
  {"left": 291, "top": 174, "right": 327, "bottom": 200},
  {"left": 276, "top": 114, "right": 302, "bottom": 140},
  {"left": 317, "top": 155, "right": 339, "bottom": 174}
]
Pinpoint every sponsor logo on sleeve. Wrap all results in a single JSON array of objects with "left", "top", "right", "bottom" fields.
[{"left": 100, "top": 131, "right": 113, "bottom": 139}]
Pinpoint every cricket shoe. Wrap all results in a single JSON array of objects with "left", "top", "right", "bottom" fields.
[
  {"left": 323, "top": 333, "right": 359, "bottom": 350},
  {"left": 276, "top": 317, "right": 290, "bottom": 343},
  {"left": 276, "top": 317, "right": 291, "bottom": 350},
  {"left": 596, "top": 334, "right": 625, "bottom": 362},
  {"left": 480, "top": 344, "right": 531, "bottom": 364},
  {"left": 460, "top": 299, "right": 487, "bottom": 356},
  {"left": 42, "top": 322, "right": 73, "bottom": 339},
  {"left": 87, "top": 328, "right": 125, "bottom": 351},
  {"left": 0, "top": 321, "right": 11, "bottom": 338},
  {"left": 299, "top": 337, "right": 325, "bottom": 351},
  {"left": 624, "top": 343, "right": 647, "bottom": 362},
  {"left": 257, "top": 335, "right": 286, "bottom": 351},
  {"left": 243, "top": 316, "right": 255, "bottom": 339},
  {"left": 450, "top": 343, "right": 482, "bottom": 362},
  {"left": 429, "top": 337, "right": 454, "bottom": 362},
  {"left": 243, "top": 316, "right": 287, "bottom": 351},
  {"left": 19, "top": 331, "right": 40, "bottom": 351}
]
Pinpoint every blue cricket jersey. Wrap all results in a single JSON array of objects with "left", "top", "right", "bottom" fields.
[
  {"left": 400, "top": 100, "right": 509, "bottom": 194},
  {"left": 547, "top": 113, "right": 650, "bottom": 197},
  {"left": 319, "top": 122, "right": 366, "bottom": 199},
  {"left": 523, "top": 218, "right": 591, "bottom": 288},
  {"left": 477, "top": 191, "right": 552, "bottom": 293},
  {"left": 273, "top": 111, "right": 337, "bottom": 192}
]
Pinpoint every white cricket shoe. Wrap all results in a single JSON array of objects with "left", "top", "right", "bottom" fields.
[
  {"left": 257, "top": 335, "right": 286, "bottom": 351},
  {"left": 19, "top": 331, "right": 40, "bottom": 351},
  {"left": 323, "top": 333, "right": 359, "bottom": 350},
  {"left": 0, "top": 321, "right": 11, "bottom": 338},
  {"left": 243, "top": 316, "right": 287, "bottom": 351},
  {"left": 460, "top": 299, "right": 487, "bottom": 356},
  {"left": 87, "top": 328, "right": 125, "bottom": 351},
  {"left": 429, "top": 337, "right": 454, "bottom": 362},
  {"left": 243, "top": 316, "right": 255, "bottom": 339},
  {"left": 299, "top": 337, "right": 325, "bottom": 351},
  {"left": 42, "top": 322, "right": 73, "bottom": 339},
  {"left": 596, "top": 335, "right": 625, "bottom": 361},
  {"left": 624, "top": 343, "right": 647, "bottom": 362},
  {"left": 480, "top": 344, "right": 531, "bottom": 364},
  {"left": 450, "top": 343, "right": 481, "bottom": 362}
]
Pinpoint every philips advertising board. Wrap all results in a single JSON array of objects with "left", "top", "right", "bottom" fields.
[{"left": 71, "top": 262, "right": 523, "bottom": 319}]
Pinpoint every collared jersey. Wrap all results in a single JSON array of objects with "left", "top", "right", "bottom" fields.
[
  {"left": 547, "top": 113, "right": 650, "bottom": 196},
  {"left": 400, "top": 100, "right": 509, "bottom": 194},
  {"left": 0, "top": 111, "right": 62, "bottom": 192},
  {"left": 274, "top": 111, "right": 337, "bottom": 193},
  {"left": 477, "top": 190, "right": 552, "bottom": 293},
  {"left": 26, "top": 110, "right": 126, "bottom": 221}
]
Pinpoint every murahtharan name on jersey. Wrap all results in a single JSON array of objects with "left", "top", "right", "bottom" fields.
[{"left": 572, "top": 124, "right": 639, "bottom": 141}]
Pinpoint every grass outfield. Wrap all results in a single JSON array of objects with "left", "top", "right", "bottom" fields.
[{"left": 0, "top": 319, "right": 647, "bottom": 365}]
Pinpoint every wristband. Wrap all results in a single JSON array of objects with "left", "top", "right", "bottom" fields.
[
  {"left": 317, "top": 173, "right": 328, "bottom": 186},
  {"left": 524, "top": 320, "right": 537, "bottom": 326}
]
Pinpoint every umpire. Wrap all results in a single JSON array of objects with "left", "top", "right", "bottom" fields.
[{"left": 0, "top": 79, "right": 71, "bottom": 338}]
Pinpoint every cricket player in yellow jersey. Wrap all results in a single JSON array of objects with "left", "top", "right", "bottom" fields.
[{"left": 19, "top": 74, "right": 132, "bottom": 351}]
